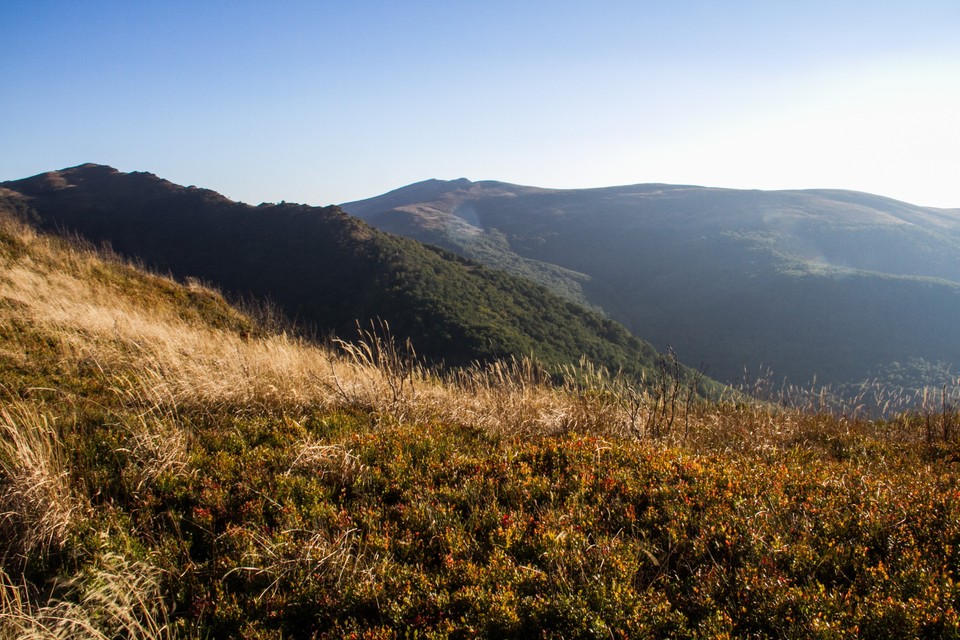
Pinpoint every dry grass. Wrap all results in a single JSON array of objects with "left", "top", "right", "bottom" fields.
[
  {"left": 287, "top": 440, "right": 366, "bottom": 488},
  {"left": 0, "top": 401, "right": 85, "bottom": 569},
  {"left": 106, "top": 385, "right": 192, "bottom": 497},
  {"left": 0, "top": 553, "right": 173, "bottom": 640},
  {"left": 0, "top": 223, "right": 636, "bottom": 441},
  {"left": 223, "top": 525, "right": 383, "bottom": 601}
]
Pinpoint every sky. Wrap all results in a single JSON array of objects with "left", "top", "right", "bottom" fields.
[{"left": 2, "top": 0, "right": 960, "bottom": 208}]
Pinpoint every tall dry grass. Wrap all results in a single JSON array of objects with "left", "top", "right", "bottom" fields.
[
  {"left": 0, "top": 553, "right": 173, "bottom": 640},
  {"left": 0, "top": 401, "right": 85, "bottom": 569}
]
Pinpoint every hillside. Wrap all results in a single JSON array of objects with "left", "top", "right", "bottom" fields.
[
  {"left": 1, "top": 164, "right": 711, "bottom": 393},
  {"left": 344, "top": 180, "right": 960, "bottom": 396},
  {"left": 3, "top": 185, "right": 960, "bottom": 638}
]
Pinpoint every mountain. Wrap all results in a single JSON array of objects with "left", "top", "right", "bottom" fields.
[
  {"left": 344, "top": 179, "right": 960, "bottom": 394},
  {"left": 1, "top": 164, "right": 712, "bottom": 392}
]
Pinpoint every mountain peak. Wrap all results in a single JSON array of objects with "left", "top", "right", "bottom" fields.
[
  {"left": 2, "top": 163, "right": 117, "bottom": 193},
  {"left": 2, "top": 164, "right": 241, "bottom": 207},
  {"left": 53, "top": 163, "right": 125, "bottom": 182},
  {"left": 68, "top": 162, "right": 120, "bottom": 174}
]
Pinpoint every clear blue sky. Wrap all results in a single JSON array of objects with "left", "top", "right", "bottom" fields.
[{"left": 3, "top": 1, "right": 959, "bottom": 207}]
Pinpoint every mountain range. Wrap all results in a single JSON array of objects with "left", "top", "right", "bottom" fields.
[
  {"left": 1, "top": 164, "right": 709, "bottom": 394},
  {"left": 344, "top": 179, "right": 960, "bottom": 395},
  {"left": 7, "top": 163, "right": 959, "bottom": 402}
]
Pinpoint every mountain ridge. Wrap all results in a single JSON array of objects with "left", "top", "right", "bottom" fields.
[
  {"left": 2, "top": 164, "right": 716, "bottom": 395},
  {"left": 342, "top": 177, "right": 960, "bottom": 394}
]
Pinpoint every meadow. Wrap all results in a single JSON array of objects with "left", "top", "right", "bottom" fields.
[{"left": 2, "top": 208, "right": 959, "bottom": 638}]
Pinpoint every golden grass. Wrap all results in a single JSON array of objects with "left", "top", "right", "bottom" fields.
[
  {"left": 0, "top": 553, "right": 173, "bottom": 640},
  {"left": 224, "top": 525, "right": 382, "bottom": 601},
  {"left": 0, "top": 401, "right": 85, "bottom": 567}
]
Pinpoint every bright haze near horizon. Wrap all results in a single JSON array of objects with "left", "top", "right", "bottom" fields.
[{"left": 3, "top": 1, "right": 959, "bottom": 208}]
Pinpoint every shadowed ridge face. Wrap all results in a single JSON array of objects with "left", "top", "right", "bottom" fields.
[{"left": 3, "top": 166, "right": 414, "bottom": 343}]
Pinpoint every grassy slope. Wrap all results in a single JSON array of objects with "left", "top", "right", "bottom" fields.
[{"left": 3, "top": 196, "right": 960, "bottom": 638}]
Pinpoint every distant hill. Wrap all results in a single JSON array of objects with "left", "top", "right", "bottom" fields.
[
  {"left": 2, "top": 164, "right": 713, "bottom": 393},
  {"left": 344, "top": 179, "right": 960, "bottom": 394}
]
